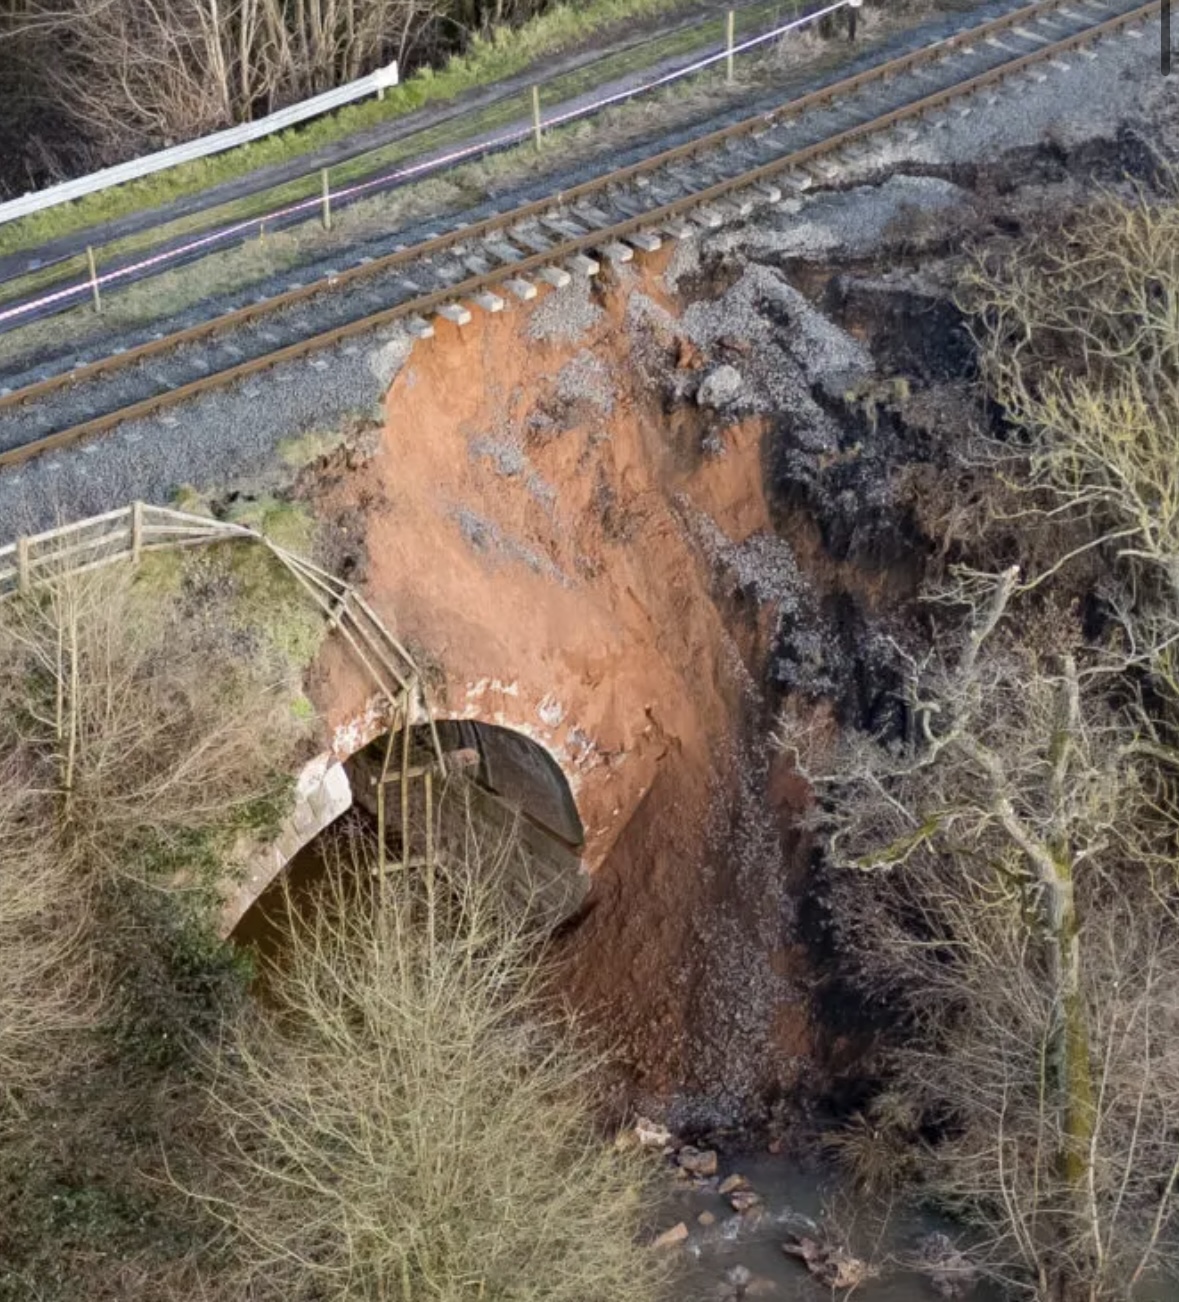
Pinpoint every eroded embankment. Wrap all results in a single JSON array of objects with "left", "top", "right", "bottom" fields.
[{"left": 293, "top": 210, "right": 947, "bottom": 1126}]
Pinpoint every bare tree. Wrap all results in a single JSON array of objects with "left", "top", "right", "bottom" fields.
[
  {"left": 782, "top": 568, "right": 1179, "bottom": 1299},
  {"left": 960, "top": 181, "right": 1179, "bottom": 671},
  {"left": 4, "top": 0, "right": 450, "bottom": 161}
]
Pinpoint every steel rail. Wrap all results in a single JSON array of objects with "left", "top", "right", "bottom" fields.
[
  {"left": 0, "top": 0, "right": 1159, "bottom": 471},
  {"left": 0, "top": 0, "right": 1134, "bottom": 416}
]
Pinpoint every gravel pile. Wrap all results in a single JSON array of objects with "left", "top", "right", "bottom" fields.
[
  {"left": 555, "top": 349, "right": 614, "bottom": 413},
  {"left": 629, "top": 261, "right": 871, "bottom": 452},
  {"left": 525, "top": 277, "right": 603, "bottom": 343}
]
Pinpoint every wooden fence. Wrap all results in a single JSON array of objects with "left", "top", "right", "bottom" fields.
[{"left": 0, "top": 503, "right": 446, "bottom": 782}]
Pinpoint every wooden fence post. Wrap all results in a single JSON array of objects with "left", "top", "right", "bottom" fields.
[
  {"left": 532, "top": 85, "right": 543, "bottom": 151},
  {"left": 86, "top": 245, "right": 102, "bottom": 314},
  {"left": 726, "top": 10, "right": 736, "bottom": 84},
  {"left": 16, "top": 536, "right": 30, "bottom": 594},
  {"left": 131, "top": 501, "right": 144, "bottom": 567},
  {"left": 321, "top": 168, "right": 332, "bottom": 231}
]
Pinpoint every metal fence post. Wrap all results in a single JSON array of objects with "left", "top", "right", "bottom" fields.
[{"left": 726, "top": 10, "right": 736, "bottom": 84}]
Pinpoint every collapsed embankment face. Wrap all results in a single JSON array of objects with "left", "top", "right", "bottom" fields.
[
  {"left": 298, "top": 175, "right": 983, "bottom": 1123},
  {"left": 302, "top": 254, "right": 811, "bottom": 1125}
]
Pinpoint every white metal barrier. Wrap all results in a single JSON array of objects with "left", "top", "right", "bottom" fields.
[{"left": 0, "top": 62, "right": 399, "bottom": 227}]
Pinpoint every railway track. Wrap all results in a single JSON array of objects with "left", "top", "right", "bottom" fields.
[{"left": 0, "top": 0, "right": 1159, "bottom": 470}]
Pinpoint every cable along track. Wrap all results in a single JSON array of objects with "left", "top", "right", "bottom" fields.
[{"left": 0, "top": 0, "right": 1159, "bottom": 469}]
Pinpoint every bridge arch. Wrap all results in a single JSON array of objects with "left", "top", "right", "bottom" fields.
[{"left": 229, "top": 718, "right": 588, "bottom": 943}]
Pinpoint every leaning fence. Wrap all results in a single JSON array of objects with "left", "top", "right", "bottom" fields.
[{"left": 0, "top": 502, "right": 445, "bottom": 774}]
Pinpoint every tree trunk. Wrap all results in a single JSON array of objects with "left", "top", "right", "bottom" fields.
[{"left": 1047, "top": 860, "right": 1094, "bottom": 1186}]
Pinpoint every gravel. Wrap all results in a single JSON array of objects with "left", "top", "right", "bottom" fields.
[
  {"left": 627, "top": 262, "right": 871, "bottom": 446},
  {"left": 453, "top": 505, "right": 569, "bottom": 585},
  {"left": 525, "top": 276, "right": 603, "bottom": 343},
  {"left": 554, "top": 349, "right": 615, "bottom": 412},
  {"left": 713, "top": 173, "right": 971, "bottom": 262},
  {"left": 0, "top": 333, "right": 399, "bottom": 540},
  {"left": 1, "top": 5, "right": 1169, "bottom": 540},
  {"left": 470, "top": 435, "right": 529, "bottom": 478},
  {"left": 366, "top": 328, "right": 415, "bottom": 388},
  {"left": 684, "top": 504, "right": 807, "bottom": 616}
]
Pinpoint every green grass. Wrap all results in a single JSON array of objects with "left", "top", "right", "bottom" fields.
[
  {"left": 276, "top": 428, "right": 348, "bottom": 468},
  {"left": 135, "top": 493, "right": 327, "bottom": 675},
  {"left": 0, "top": 0, "right": 702, "bottom": 262}
]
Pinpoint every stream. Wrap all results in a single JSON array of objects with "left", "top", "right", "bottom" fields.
[{"left": 660, "top": 1149, "right": 1003, "bottom": 1301}]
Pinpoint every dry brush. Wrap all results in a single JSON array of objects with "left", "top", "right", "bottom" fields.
[{"left": 191, "top": 808, "right": 670, "bottom": 1302}]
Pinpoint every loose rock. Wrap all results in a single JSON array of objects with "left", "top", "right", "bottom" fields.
[
  {"left": 678, "top": 1145, "right": 719, "bottom": 1177},
  {"left": 782, "top": 1236, "right": 877, "bottom": 1290},
  {"left": 697, "top": 364, "right": 745, "bottom": 409},
  {"left": 915, "top": 1231, "right": 979, "bottom": 1298},
  {"left": 728, "top": 1189, "right": 763, "bottom": 1214},
  {"left": 651, "top": 1222, "right": 690, "bottom": 1251},
  {"left": 633, "top": 1116, "right": 673, "bottom": 1149}
]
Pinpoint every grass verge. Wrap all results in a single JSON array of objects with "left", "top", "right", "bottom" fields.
[{"left": 0, "top": 0, "right": 705, "bottom": 262}]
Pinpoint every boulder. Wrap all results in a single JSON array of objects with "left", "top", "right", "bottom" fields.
[{"left": 697, "top": 364, "right": 745, "bottom": 409}]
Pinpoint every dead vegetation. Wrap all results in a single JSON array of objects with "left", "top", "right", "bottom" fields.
[
  {"left": 193, "top": 810, "right": 668, "bottom": 1302},
  {"left": 0, "top": 561, "right": 304, "bottom": 1299},
  {"left": 784, "top": 181, "right": 1179, "bottom": 1299},
  {"left": 0, "top": 558, "right": 667, "bottom": 1301}
]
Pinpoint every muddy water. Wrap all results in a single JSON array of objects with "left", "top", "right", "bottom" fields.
[{"left": 663, "top": 1151, "right": 1002, "bottom": 1301}]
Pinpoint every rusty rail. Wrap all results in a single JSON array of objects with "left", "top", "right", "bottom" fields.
[{"left": 0, "top": 0, "right": 1159, "bottom": 470}]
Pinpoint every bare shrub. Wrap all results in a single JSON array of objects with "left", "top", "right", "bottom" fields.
[
  {"left": 194, "top": 811, "right": 670, "bottom": 1302},
  {"left": 0, "top": 560, "right": 307, "bottom": 1296},
  {"left": 0, "top": 775, "right": 95, "bottom": 1114},
  {"left": 784, "top": 568, "right": 1179, "bottom": 1299},
  {"left": 0, "top": 563, "right": 299, "bottom": 877}
]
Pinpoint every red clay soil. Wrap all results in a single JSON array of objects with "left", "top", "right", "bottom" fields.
[{"left": 305, "top": 255, "right": 815, "bottom": 1119}]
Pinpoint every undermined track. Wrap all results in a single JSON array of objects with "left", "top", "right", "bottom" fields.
[{"left": 0, "top": 0, "right": 1159, "bottom": 469}]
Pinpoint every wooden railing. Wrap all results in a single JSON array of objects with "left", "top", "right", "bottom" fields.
[{"left": 0, "top": 502, "right": 446, "bottom": 778}]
